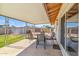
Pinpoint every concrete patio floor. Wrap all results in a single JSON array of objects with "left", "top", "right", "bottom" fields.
[{"left": 17, "top": 40, "right": 62, "bottom": 56}]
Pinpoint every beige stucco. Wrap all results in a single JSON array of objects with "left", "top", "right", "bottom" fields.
[{"left": 0, "top": 3, "right": 49, "bottom": 24}]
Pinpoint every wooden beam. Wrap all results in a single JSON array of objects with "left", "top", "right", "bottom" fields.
[
  {"left": 46, "top": 3, "right": 61, "bottom": 10},
  {"left": 68, "top": 10, "right": 78, "bottom": 13},
  {"left": 48, "top": 6, "right": 60, "bottom": 13},
  {"left": 48, "top": 11, "right": 59, "bottom": 16}
]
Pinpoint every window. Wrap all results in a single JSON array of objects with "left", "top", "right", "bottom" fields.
[{"left": 65, "top": 22, "right": 78, "bottom": 56}]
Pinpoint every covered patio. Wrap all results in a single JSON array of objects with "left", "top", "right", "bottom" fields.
[{"left": 0, "top": 3, "right": 78, "bottom": 56}]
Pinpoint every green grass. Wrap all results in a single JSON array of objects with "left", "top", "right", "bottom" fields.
[{"left": 0, "top": 35, "right": 24, "bottom": 48}]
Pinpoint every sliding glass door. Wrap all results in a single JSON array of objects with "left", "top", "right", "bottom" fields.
[
  {"left": 65, "top": 4, "right": 78, "bottom": 56},
  {"left": 65, "top": 22, "right": 78, "bottom": 56},
  {"left": 60, "top": 3, "right": 78, "bottom": 56}
]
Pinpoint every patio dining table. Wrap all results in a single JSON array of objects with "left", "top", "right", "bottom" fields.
[{"left": 36, "top": 33, "right": 56, "bottom": 49}]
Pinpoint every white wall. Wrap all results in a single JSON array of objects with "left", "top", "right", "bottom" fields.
[{"left": 56, "top": 18, "right": 68, "bottom": 56}]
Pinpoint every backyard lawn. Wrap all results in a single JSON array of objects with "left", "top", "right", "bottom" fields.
[{"left": 0, "top": 35, "right": 25, "bottom": 48}]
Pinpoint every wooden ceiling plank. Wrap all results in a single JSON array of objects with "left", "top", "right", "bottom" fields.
[
  {"left": 46, "top": 3, "right": 61, "bottom": 10},
  {"left": 44, "top": 3, "right": 62, "bottom": 24},
  {"left": 48, "top": 6, "right": 60, "bottom": 13},
  {"left": 49, "top": 11, "right": 58, "bottom": 16}
]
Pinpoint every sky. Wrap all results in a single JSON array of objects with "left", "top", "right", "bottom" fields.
[
  {"left": 66, "top": 22, "right": 79, "bottom": 27},
  {"left": 0, "top": 16, "right": 79, "bottom": 28},
  {"left": 35, "top": 24, "right": 53, "bottom": 28},
  {"left": 0, "top": 16, "right": 52, "bottom": 28},
  {"left": 0, "top": 16, "right": 27, "bottom": 27}
]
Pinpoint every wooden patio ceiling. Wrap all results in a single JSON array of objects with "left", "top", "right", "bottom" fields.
[
  {"left": 66, "top": 3, "right": 78, "bottom": 20},
  {"left": 44, "top": 3, "right": 62, "bottom": 24},
  {"left": 61, "top": 3, "right": 78, "bottom": 22}
]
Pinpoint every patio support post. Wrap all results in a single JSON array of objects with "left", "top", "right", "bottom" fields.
[
  {"left": 25, "top": 23, "right": 27, "bottom": 39},
  {"left": 56, "top": 18, "right": 61, "bottom": 43},
  {"left": 64, "top": 13, "right": 67, "bottom": 50},
  {"left": 78, "top": 3, "right": 79, "bottom": 56},
  {"left": 5, "top": 16, "right": 9, "bottom": 46}
]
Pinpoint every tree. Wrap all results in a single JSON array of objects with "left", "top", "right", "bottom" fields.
[{"left": 43, "top": 25, "right": 51, "bottom": 29}]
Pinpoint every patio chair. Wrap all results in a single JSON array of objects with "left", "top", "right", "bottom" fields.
[
  {"left": 45, "top": 32, "right": 56, "bottom": 48},
  {"left": 36, "top": 34, "right": 46, "bottom": 49}
]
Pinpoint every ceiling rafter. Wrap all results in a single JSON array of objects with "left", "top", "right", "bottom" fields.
[
  {"left": 48, "top": 6, "right": 60, "bottom": 13},
  {"left": 46, "top": 3, "right": 60, "bottom": 10},
  {"left": 48, "top": 11, "right": 59, "bottom": 16}
]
